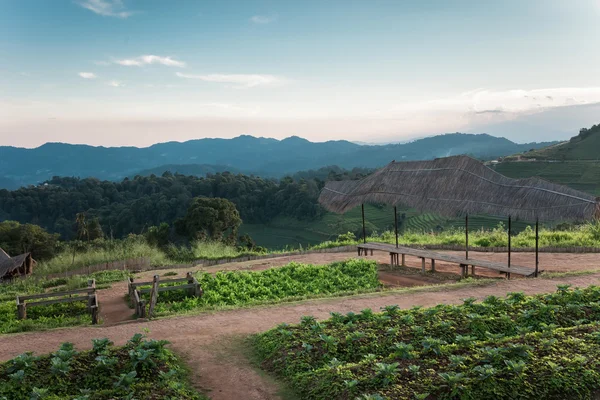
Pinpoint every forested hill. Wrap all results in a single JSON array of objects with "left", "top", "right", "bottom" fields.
[
  {"left": 506, "top": 123, "right": 600, "bottom": 161},
  {"left": 0, "top": 168, "right": 369, "bottom": 240},
  {"left": 0, "top": 133, "right": 554, "bottom": 189}
]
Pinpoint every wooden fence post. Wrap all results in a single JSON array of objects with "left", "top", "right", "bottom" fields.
[
  {"left": 147, "top": 275, "right": 159, "bottom": 318},
  {"left": 16, "top": 296, "right": 26, "bottom": 320}
]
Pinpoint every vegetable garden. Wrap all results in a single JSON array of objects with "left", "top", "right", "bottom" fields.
[
  {"left": 0, "top": 333, "right": 204, "bottom": 400},
  {"left": 254, "top": 285, "right": 600, "bottom": 399},
  {"left": 0, "top": 270, "right": 130, "bottom": 334},
  {"left": 138, "top": 259, "right": 381, "bottom": 316}
]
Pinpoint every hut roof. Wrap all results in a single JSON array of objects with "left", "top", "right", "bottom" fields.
[
  {"left": 0, "top": 252, "right": 30, "bottom": 278},
  {"left": 0, "top": 248, "right": 9, "bottom": 262},
  {"left": 318, "top": 155, "right": 599, "bottom": 222}
]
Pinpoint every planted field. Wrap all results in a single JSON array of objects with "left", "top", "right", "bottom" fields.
[
  {"left": 0, "top": 270, "right": 130, "bottom": 334},
  {"left": 0, "top": 333, "right": 204, "bottom": 400},
  {"left": 140, "top": 259, "right": 381, "bottom": 316},
  {"left": 254, "top": 285, "right": 600, "bottom": 399}
]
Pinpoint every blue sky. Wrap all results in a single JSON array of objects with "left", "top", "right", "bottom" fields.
[{"left": 1, "top": 0, "right": 600, "bottom": 147}]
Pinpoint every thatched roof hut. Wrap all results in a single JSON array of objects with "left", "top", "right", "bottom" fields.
[
  {"left": 0, "top": 248, "right": 36, "bottom": 281},
  {"left": 319, "top": 155, "right": 598, "bottom": 222}
]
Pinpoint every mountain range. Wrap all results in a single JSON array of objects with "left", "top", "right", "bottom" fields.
[{"left": 0, "top": 133, "right": 556, "bottom": 190}]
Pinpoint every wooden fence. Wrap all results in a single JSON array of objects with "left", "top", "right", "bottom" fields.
[
  {"left": 128, "top": 272, "right": 202, "bottom": 318},
  {"left": 16, "top": 279, "right": 99, "bottom": 324}
]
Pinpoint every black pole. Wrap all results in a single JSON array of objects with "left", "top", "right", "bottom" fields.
[
  {"left": 535, "top": 218, "right": 539, "bottom": 277},
  {"left": 507, "top": 215, "right": 512, "bottom": 279},
  {"left": 394, "top": 206, "right": 399, "bottom": 248},
  {"left": 465, "top": 214, "right": 469, "bottom": 260},
  {"left": 361, "top": 204, "right": 366, "bottom": 244}
]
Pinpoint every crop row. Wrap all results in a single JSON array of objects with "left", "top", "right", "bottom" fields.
[
  {"left": 0, "top": 333, "right": 204, "bottom": 400},
  {"left": 253, "top": 285, "right": 600, "bottom": 399},
  {"left": 143, "top": 259, "right": 381, "bottom": 316}
]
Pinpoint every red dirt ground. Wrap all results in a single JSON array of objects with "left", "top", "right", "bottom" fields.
[{"left": 2, "top": 250, "right": 600, "bottom": 400}]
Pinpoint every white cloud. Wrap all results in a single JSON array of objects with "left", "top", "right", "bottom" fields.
[
  {"left": 250, "top": 15, "right": 276, "bottom": 24},
  {"left": 175, "top": 72, "right": 285, "bottom": 88},
  {"left": 78, "top": 72, "right": 97, "bottom": 79},
  {"left": 75, "top": 0, "right": 134, "bottom": 18},
  {"left": 114, "top": 55, "right": 186, "bottom": 68},
  {"left": 381, "top": 87, "right": 600, "bottom": 117},
  {"left": 108, "top": 80, "right": 124, "bottom": 87}
]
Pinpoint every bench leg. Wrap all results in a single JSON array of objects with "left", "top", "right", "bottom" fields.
[
  {"left": 370, "top": 249, "right": 373, "bottom": 256},
  {"left": 471, "top": 265, "right": 475, "bottom": 276},
  {"left": 431, "top": 259, "right": 436, "bottom": 272},
  {"left": 460, "top": 264, "right": 466, "bottom": 278},
  {"left": 421, "top": 258, "right": 426, "bottom": 274},
  {"left": 401, "top": 254, "right": 405, "bottom": 267}
]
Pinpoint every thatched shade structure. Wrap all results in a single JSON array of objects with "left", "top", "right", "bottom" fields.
[
  {"left": 319, "top": 156, "right": 598, "bottom": 222},
  {"left": 0, "top": 248, "right": 36, "bottom": 281}
]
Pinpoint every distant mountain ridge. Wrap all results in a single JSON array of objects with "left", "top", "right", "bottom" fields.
[{"left": 0, "top": 133, "right": 556, "bottom": 189}]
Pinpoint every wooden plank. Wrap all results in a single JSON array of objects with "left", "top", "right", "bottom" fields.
[
  {"left": 19, "top": 287, "right": 96, "bottom": 301},
  {"left": 358, "top": 242, "right": 536, "bottom": 277},
  {"left": 421, "top": 257, "right": 426, "bottom": 273},
  {"left": 27, "top": 295, "right": 89, "bottom": 307},
  {"left": 138, "top": 283, "right": 196, "bottom": 294},
  {"left": 129, "top": 277, "right": 192, "bottom": 288}
]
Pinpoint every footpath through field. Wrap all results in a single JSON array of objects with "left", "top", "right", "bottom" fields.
[{"left": 1, "top": 271, "right": 600, "bottom": 400}]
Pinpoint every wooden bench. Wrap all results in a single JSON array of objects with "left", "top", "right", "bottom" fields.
[{"left": 358, "top": 242, "right": 539, "bottom": 278}]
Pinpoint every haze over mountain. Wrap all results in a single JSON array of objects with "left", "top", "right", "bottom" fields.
[{"left": 0, "top": 133, "right": 556, "bottom": 190}]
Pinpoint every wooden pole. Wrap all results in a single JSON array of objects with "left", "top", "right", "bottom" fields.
[
  {"left": 394, "top": 206, "right": 399, "bottom": 248},
  {"left": 465, "top": 214, "right": 469, "bottom": 260},
  {"left": 507, "top": 215, "right": 512, "bottom": 279},
  {"left": 361, "top": 204, "right": 366, "bottom": 244},
  {"left": 535, "top": 218, "right": 539, "bottom": 277},
  {"left": 148, "top": 275, "right": 159, "bottom": 318}
]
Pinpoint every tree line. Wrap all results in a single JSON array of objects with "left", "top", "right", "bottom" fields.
[{"left": 0, "top": 166, "right": 370, "bottom": 240}]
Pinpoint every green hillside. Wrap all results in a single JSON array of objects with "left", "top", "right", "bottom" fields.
[
  {"left": 244, "top": 125, "right": 600, "bottom": 249},
  {"left": 509, "top": 123, "right": 600, "bottom": 161},
  {"left": 492, "top": 160, "right": 600, "bottom": 195}
]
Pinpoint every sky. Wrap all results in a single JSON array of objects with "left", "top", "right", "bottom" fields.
[{"left": 1, "top": 0, "right": 600, "bottom": 148}]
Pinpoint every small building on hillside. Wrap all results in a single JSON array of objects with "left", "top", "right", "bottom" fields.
[{"left": 0, "top": 248, "right": 36, "bottom": 281}]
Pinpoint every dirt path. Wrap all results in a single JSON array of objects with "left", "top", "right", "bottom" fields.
[
  {"left": 97, "top": 281, "right": 135, "bottom": 325},
  {"left": 2, "top": 272, "right": 600, "bottom": 400}
]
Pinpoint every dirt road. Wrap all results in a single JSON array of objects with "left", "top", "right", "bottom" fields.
[{"left": 2, "top": 272, "right": 600, "bottom": 400}]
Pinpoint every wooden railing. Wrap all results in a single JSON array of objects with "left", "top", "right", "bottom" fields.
[
  {"left": 16, "top": 279, "right": 99, "bottom": 324},
  {"left": 128, "top": 272, "right": 202, "bottom": 318}
]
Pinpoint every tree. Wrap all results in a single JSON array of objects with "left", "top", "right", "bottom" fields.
[
  {"left": 145, "top": 223, "right": 171, "bottom": 248},
  {"left": 0, "top": 221, "right": 59, "bottom": 260},
  {"left": 87, "top": 217, "right": 104, "bottom": 240},
  {"left": 176, "top": 197, "right": 242, "bottom": 243}
]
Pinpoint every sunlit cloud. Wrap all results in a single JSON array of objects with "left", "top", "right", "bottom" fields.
[
  {"left": 175, "top": 72, "right": 285, "bottom": 88},
  {"left": 114, "top": 55, "right": 186, "bottom": 68},
  {"left": 250, "top": 15, "right": 276, "bottom": 24},
  {"left": 75, "top": 0, "right": 134, "bottom": 18},
  {"left": 78, "top": 72, "right": 97, "bottom": 79},
  {"left": 108, "top": 80, "right": 124, "bottom": 87}
]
